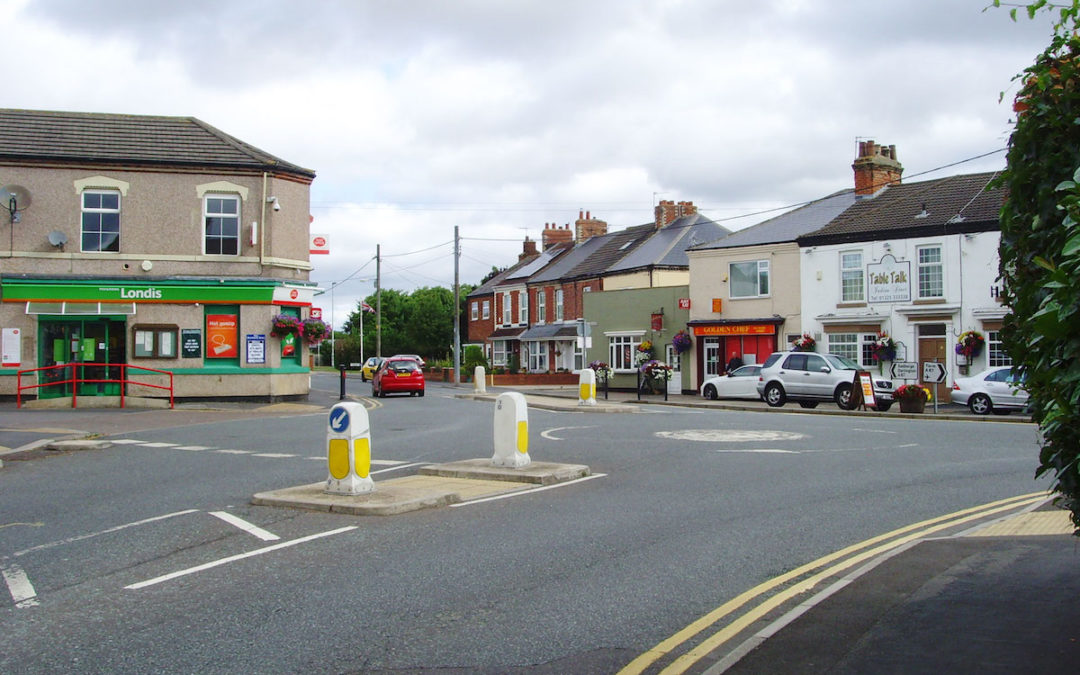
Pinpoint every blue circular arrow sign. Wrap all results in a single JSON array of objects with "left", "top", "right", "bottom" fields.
[{"left": 329, "top": 406, "right": 350, "bottom": 433}]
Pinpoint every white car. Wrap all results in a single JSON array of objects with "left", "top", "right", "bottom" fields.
[
  {"left": 700, "top": 365, "right": 762, "bottom": 400},
  {"left": 950, "top": 366, "right": 1028, "bottom": 415}
]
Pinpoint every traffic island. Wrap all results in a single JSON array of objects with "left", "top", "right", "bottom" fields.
[{"left": 419, "top": 459, "right": 590, "bottom": 485}]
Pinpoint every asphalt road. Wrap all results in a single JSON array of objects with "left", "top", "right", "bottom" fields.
[{"left": 0, "top": 375, "right": 1049, "bottom": 673}]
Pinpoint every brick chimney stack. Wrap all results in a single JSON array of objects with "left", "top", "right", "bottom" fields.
[
  {"left": 520, "top": 236, "right": 538, "bottom": 261},
  {"left": 853, "top": 140, "right": 902, "bottom": 196},
  {"left": 541, "top": 222, "right": 573, "bottom": 250},
  {"left": 654, "top": 200, "right": 698, "bottom": 229},
  {"left": 575, "top": 209, "right": 608, "bottom": 240}
]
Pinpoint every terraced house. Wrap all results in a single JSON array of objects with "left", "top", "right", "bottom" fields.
[{"left": 0, "top": 109, "right": 318, "bottom": 403}]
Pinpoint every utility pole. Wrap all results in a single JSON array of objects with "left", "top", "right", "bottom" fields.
[
  {"left": 375, "top": 244, "right": 382, "bottom": 357},
  {"left": 453, "top": 226, "right": 461, "bottom": 385}
]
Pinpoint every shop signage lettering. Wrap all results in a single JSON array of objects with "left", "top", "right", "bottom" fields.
[
  {"left": 119, "top": 287, "right": 163, "bottom": 299},
  {"left": 867, "top": 254, "right": 911, "bottom": 303},
  {"left": 692, "top": 324, "right": 775, "bottom": 336}
]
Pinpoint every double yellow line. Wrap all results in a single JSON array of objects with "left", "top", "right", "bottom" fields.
[{"left": 619, "top": 491, "right": 1048, "bottom": 675}]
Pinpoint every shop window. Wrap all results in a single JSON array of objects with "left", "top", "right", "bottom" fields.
[
  {"left": 988, "top": 330, "right": 1012, "bottom": 366},
  {"left": 204, "top": 194, "right": 240, "bottom": 255},
  {"left": 82, "top": 190, "right": 121, "bottom": 252},
  {"left": 133, "top": 325, "right": 178, "bottom": 359}
]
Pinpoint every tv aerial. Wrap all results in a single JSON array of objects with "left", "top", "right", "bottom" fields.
[
  {"left": 0, "top": 185, "right": 32, "bottom": 223},
  {"left": 48, "top": 230, "right": 68, "bottom": 248}
]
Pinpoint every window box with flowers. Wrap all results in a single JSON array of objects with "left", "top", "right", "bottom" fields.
[
  {"left": 955, "top": 330, "right": 985, "bottom": 365},
  {"left": 792, "top": 334, "right": 816, "bottom": 352},
  {"left": 895, "top": 384, "right": 932, "bottom": 413}
]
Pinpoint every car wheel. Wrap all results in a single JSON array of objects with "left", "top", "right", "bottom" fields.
[
  {"left": 764, "top": 383, "right": 786, "bottom": 407},
  {"left": 834, "top": 383, "right": 853, "bottom": 410},
  {"left": 799, "top": 401, "right": 819, "bottom": 409},
  {"left": 969, "top": 393, "right": 992, "bottom": 415},
  {"left": 418, "top": 390, "right": 425, "bottom": 397},
  {"left": 875, "top": 402, "right": 893, "bottom": 412},
  {"left": 704, "top": 384, "right": 718, "bottom": 400}
]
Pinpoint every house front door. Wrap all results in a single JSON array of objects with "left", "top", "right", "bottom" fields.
[{"left": 918, "top": 324, "right": 949, "bottom": 402}]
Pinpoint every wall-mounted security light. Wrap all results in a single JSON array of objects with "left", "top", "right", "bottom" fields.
[{"left": 267, "top": 196, "right": 281, "bottom": 212}]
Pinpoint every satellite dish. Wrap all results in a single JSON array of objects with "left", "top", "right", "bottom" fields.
[
  {"left": 0, "top": 185, "right": 31, "bottom": 223},
  {"left": 48, "top": 230, "right": 68, "bottom": 247}
]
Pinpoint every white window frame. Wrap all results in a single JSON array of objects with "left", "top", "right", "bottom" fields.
[
  {"left": 519, "top": 291, "right": 528, "bottom": 325},
  {"left": 828, "top": 332, "right": 879, "bottom": 368},
  {"left": 502, "top": 292, "right": 512, "bottom": 327},
  {"left": 840, "top": 251, "right": 864, "bottom": 302},
  {"left": 204, "top": 193, "right": 241, "bottom": 256},
  {"left": 988, "top": 330, "right": 1012, "bottom": 366},
  {"left": 916, "top": 244, "right": 944, "bottom": 299},
  {"left": 482, "top": 300, "right": 490, "bottom": 320},
  {"left": 470, "top": 301, "right": 478, "bottom": 321},
  {"left": 729, "top": 260, "right": 770, "bottom": 298},
  {"left": 491, "top": 339, "right": 507, "bottom": 366},
  {"left": 525, "top": 340, "right": 548, "bottom": 372},
  {"left": 608, "top": 333, "right": 643, "bottom": 372},
  {"left": 81, "top": 189, "right": 122, "bottom": 253},
  {"left": 536, "top": 289, "right": 546, "bottom": 324},
  {"left": 555, "top": 289, "right": 564, "bottom": 321}
]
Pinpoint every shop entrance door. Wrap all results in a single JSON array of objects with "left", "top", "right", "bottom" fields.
[
  {"left": 38, "top": 318, "right": 126, "bottom": 398},
  {"left": 918, "top": 324, "right": 949, "bottom": 402}
]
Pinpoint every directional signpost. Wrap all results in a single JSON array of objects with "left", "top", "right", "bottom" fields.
[
  {"left": 890, "top": 361, "right": 919, "bottom": 381},
  {"left": 922, "top": 361, "right": 947, "bottom": 414}
]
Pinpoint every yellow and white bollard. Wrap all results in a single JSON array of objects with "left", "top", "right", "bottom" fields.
[
  {"left": 578, "top": 368, "right": 597, "bottom": 406},
  {"left": 473, "top": 365, "right": 487, "bottom": 394},
  {"left": 492, "top": 391, "right": 530, "bottom": 468},
  {"left": 325, "top": 402, "right": 375, "bottom": 495}
]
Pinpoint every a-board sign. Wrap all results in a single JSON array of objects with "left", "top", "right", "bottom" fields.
[
  {"left": 890, "top": 361, "right": 919, "bottom": 380},
  {"left": 848, "top": 370, "right": 877, "bottom": 410},
  {"left": 923, "top": 361, "right": 947, "bottom": 384}
]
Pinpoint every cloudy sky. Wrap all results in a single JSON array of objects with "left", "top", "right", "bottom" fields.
[{"left": 3, "top": 0, "right": 1057, "bottom": 327}]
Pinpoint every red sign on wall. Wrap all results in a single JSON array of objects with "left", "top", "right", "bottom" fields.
[
  {"left": 651, "top": 313, "right": 663, "bottom": 331},
  {"left": 678, "top": 298, "right": 691, "bottom": 309}
]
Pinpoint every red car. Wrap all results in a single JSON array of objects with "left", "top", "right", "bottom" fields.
[{"left": 372, "top": 357, "right": 425, "bottom": 397}]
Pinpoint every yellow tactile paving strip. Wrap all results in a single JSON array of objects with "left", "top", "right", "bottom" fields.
[{"left": 970, "top": 510, "right": 1075, "bottom": 537}]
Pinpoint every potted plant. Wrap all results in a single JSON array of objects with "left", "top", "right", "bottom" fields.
[
  {"left": 672, "top": 330, "right": 693, "bottom": 355},
  {"left": 300, "top": 317, "right": 328, "bottom": 343},
  {"left": 792, "top": 334, "right": 816, "bottom": 352},
  {"left": 894, "top": 384, "right": 932, "bottom": 413},
  {"left": 271, "top": 313, "right": 301, "bottom": 337},
  {"left": 955, "top": 330, "right": 985, "bottom": 364}
]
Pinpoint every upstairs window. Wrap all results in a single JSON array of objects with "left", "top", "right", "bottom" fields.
[
  {"left": 555, "top": 289, "right": 564, "bottom": 321},
  {"left": 536, "top": 289, "right": 546, "bottom": 324},
  {"left": 204, "top": 194, "right": 240, "bottom": 255},
  {"left": 730, "top": 260, "right": 770, "bottom": 298},
  {"left": 502, "top": 292, "right": 512, "bottom": 326},
  {"left": 840, "top": 251, "right": 864, "bottom": 302},
  {"left": 519, "top": 291, "right": 528, "bottom": 325},
  {"left": 81, "top": 190, "right": 121, "bottom": 252},
  {"left": 482, "top": 300, "right": 490, "bottom": 320},
  {"left": 917, "top": 244, "right": 943, "bottom": 298},
  {"left": 470, "top": 302, "right": 478, "bottom": 321}
]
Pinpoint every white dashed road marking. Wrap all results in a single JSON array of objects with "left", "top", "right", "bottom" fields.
[
  {"left": 655, "top": 430, "right": 806, "bottom": 443},
  {"left": 1, "top": 563, "right": 39, "bottom": 608},
  {"left": 208, "top": 511, "right": 280, "bottom": 541}
]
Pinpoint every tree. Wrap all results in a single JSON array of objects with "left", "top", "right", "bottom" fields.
[{"left": 996, "top": 0, "right": 1080, "bottom": 532}]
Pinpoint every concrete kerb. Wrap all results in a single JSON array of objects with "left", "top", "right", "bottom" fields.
[
  {"left": 252, "top": 461, "right": 590, "bottom": 516},
  {"left": 454, "top": 391, "right": 639, "bottom": 413}
]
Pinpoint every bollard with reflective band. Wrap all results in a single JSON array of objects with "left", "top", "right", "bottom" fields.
[
  {"left": 325, "top": 402, "right": 375, "bottom": 494},
  {"left": 578, "top": 368, "right": 597, "bottom": 406},
  {"left": 492, "top": 391, "right": 530, "bottom": 468},
  {"left": 473, "top": 365, "right": 487, "bottom": 394}
]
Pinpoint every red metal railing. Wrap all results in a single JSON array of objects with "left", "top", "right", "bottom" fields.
[{"left": 16, "top": 363, "right": 174, "bottom": 409}]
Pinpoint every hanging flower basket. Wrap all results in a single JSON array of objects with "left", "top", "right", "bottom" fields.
[
  {"left": 301, "top": 317, "right": 329, "bottom": 343},
  {"left": 588, "top": 360, "right": 612, "bottom": 380},
  {"left": 635, "top": 340, "right": 655, "bottom": 366},
  {"left": 872, "top": 332, "right": 897, "bottom": 362},
  {"left": 792, "top": 334, "right": 816, "bottom": 352},
  {"left": 270, "top": 314, "right": 301, "bottom": 338},
  {"left": 672, "top": 330, "right": 693, "bottom": 354},
  {"left": 955, "top": 330, "right": 985, "bottom": 359}
]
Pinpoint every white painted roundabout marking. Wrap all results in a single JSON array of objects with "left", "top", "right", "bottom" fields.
[
  {"left": 654, "top": 430, "right": 806, "bottom": 443},
  {"left": 541, "top": 425, "right": 595, "bottom": 441}
]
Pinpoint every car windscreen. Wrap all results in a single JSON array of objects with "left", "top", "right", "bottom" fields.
[{"left": 824, "top": 354, "right": 860, "bottom": 370}]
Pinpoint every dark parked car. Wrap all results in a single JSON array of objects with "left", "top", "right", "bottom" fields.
[{"left": 372, "top": 357, "right": 425, "bottom": 398}]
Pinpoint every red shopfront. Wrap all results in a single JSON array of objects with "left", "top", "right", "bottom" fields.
[{"left": 691, "top": 321, "right": 782, "bottom": 385}]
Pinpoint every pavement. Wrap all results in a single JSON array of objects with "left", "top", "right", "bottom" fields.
[{"left": 2, "top": 382, "right": 1077, "bottom": 673}]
